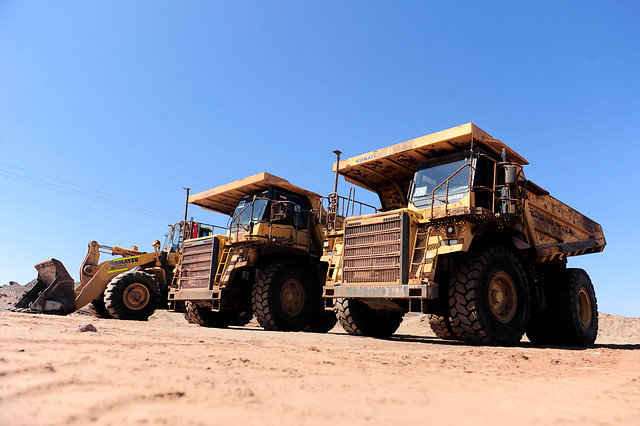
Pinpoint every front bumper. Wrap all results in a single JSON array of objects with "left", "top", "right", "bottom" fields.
[
  {"left": 323, "top": 282, "right": 437, "bottom": 299},
  {"left": 168, "top": 287, "right": 221, "bottom": 301}
]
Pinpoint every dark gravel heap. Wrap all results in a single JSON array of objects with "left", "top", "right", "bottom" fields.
[{"left": 0, "top": 280, "right": 38, "bottom": 309}]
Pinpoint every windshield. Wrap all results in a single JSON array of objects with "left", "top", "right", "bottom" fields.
[
  {"left": 410, "top": 158, "right": 472, "bottom": 208},
  {"left": 229, "top": 197, "right": 269, "bottom": 230},
  {"left": 162, "top": 223, "right": 182, "bottom": 252}
]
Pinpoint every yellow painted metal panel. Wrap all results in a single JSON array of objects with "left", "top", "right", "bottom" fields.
[
  {"left": 333, "top": 123, "right": 528, "bottom": 210},
  {"left": 188, "top": 172, "right": 322, "bottom": 215}
]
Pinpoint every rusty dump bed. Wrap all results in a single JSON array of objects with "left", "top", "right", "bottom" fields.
[
  {"left": 525, "top": 192, "right": 606, "bottom": 260},
  {"left": 189, "top": 172, "right": 322, "bottom": 215}
]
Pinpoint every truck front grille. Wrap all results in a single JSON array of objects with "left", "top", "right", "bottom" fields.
[
  {"left": 342, "top": 212, "right": 404, "bottom": 284},
  {"left": 179, "top": 237, "right": 216, "bottom": 289}
]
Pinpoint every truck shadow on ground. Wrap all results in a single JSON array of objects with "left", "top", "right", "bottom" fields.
[{"left": 383, "top": 333, "right": 640, "bottom": 351}]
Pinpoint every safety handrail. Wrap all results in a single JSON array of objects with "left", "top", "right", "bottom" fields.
[
  {"left": 429, "top": 162, "right": 471, "bottom": 218},
  {"left": 227, "top": 196, "right": 315, "bottom": 250},
  {"left": 321, "top": 189, "right": 377, "bottom": 232},
  {"left": 228, "top": 201, "right": 254, "bottom": 241},
  {"left": 424, "top": 153, "right": 525, "bottom": 219}
]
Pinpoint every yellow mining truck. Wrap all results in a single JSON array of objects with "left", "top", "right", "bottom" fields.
[
  {"left": 14, "top": 221, "right": 212, "bottom": 320},
  {"left": 323, "top": 123, "right": 605, "bottom": 346},
  {"left": 168, "top": 172, "right": 336, "bottom": 332}
]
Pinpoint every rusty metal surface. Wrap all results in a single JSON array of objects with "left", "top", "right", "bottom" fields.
[
  {"left": 324, "top": 284, "right": 429, "bottom": 299},
  {"left": 179, "top": 238, "right": 216, "bottom": 289},
  {"left": 342, "top": 213, "right": 403, "bottom": 285},
  {"left": 14, "top": 259, "right": 76, "bottom": 314},
  {"left": 525, "top": 192, "right": 606, "bottom": 261}
]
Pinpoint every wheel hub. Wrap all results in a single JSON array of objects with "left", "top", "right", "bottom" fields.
[
  {"left": 123, "top": 283, "right": 150, "bottom": 310},
  {"left": 488, "top": 271, "right": 517, "bottom": 323},
  {"left": 577, "top": 287, "right": 592, "bottom": 327},
  {"left": 280, "top": 279, "right": 305, "bottom": 316}
]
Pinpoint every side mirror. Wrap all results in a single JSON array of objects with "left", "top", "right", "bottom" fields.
[{"left": 407, "top": 180, "right": 415, "bottom": 201}]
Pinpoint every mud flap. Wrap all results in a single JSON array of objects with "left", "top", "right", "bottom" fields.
[{"left": 13, "top": 259, "right": 77, "bottom": 315}]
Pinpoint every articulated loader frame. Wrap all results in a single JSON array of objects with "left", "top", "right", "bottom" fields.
[{"left": 14, "top": 241, "right": 164, "bottom": 316}]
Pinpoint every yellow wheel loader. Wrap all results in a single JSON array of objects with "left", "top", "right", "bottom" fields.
[
  {"left": 323, "top": 123, "right": 606, "bottom": 346},
  {"left": 14, "top": 221, "right": 213, "bottom": 320}
]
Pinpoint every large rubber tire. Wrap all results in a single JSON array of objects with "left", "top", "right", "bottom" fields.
[
  {"left": 104, "top": 271, "right": 160, "bottom": 321},
  {"left": 88, "top": 294, "right": 112, "bottom": 319},
  {"left": 185, "top": 301, "right": 233, "bottom": 328},
  {"left": 428, "top": 315, "right": 461, "bottom": 340},
  {"left": 184, "top": 305, "right": 198, "bottom": 324},
  {"left": 449, "top": 247, "right": 530, "bottom": 345},
  {"left": 551, "top": 268, "right": 598, "bottom": 346},
  {"left": 335, "top": 298, "right": 404, "bottom": 337},
  {"left": 252, "top": 262, "right": 317, "bottom": 331},
  {"left": 529, "top": 268, "right": 598, "bottom": 346}
]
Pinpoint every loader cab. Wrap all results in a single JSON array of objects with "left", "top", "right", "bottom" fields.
[
  {"left": 163, "top": 221, "right": 214, "bottom": 253},
  {"left": 163, "top": 223, "right": 182, "bottom": 253},
  {"left": 228, "top": 188, "right": 313, "bottom": 249}
]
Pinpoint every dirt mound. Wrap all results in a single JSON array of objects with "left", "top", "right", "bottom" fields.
[
  {"left": 597, "top": 312, "right": 640, "bottom": 344},
  {"left": 0, "top": 280, "right": 37, "bottom": 309}
]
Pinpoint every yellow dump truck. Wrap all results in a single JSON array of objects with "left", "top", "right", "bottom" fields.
[
  {"left": 168, "top": 172, "right": 336, "bottom": 332},
  {"left": 323, "top": 123, "right": 605, "bottom": 346}
]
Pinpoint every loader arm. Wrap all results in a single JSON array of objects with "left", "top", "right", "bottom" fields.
[{"left": 79, "top": 241, "right": 101, "bottom": 285}]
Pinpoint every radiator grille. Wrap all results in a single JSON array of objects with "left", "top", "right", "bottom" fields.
[
  {"left": 342, "top": 214, "right": 402, "bottom": 284},
  {"left": 179, "top": 238, "right": 215, "bottom": 289}
]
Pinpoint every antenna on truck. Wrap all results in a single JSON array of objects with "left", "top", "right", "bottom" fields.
[
  {"left": 181, "top": 187, "right": 191, "bottom": 247},
  {"left": 332, "top": 150, "right": 342, "bottom": 194},
  {"left": 327, "top": 150, "right": 342, "bottom": 233}
]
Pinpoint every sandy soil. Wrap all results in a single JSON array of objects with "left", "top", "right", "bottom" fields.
[{"left": 1, "top": 304, "right": 639, "bottom": 426}]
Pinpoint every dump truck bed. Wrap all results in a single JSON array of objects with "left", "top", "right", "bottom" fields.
[
  {"left": 189, "top": 172, "right": 322, "bottom": 215},
  {"left": 525, "top": 191, "right": 605, "bottom": 261}
]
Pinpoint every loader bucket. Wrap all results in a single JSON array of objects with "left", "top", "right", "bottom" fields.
[{"left": 14, "top": 259, "right": 77, "bottom": 315}]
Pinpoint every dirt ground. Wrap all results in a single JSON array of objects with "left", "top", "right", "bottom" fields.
[{"left": 1, "top": 284, "right": 639, "bottom": 425}]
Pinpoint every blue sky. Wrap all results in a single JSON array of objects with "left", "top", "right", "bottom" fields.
[{"left": 1, "top": 1, "right": 638, "bottom": 316}]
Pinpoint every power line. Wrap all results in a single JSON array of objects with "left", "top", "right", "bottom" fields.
[
  {"left": 0, "top": 170, "right": 176, "bottom": 221},
  {"left": 0, "top": 160, "right": 180, "bottom": 216},
  {"left": 0, "top": 168, "right": 179, "bottom": 221}
]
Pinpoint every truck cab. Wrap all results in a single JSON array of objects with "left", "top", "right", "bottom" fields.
[{"left": 228, "top": 188, "right": 316, "bottom": 252}]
